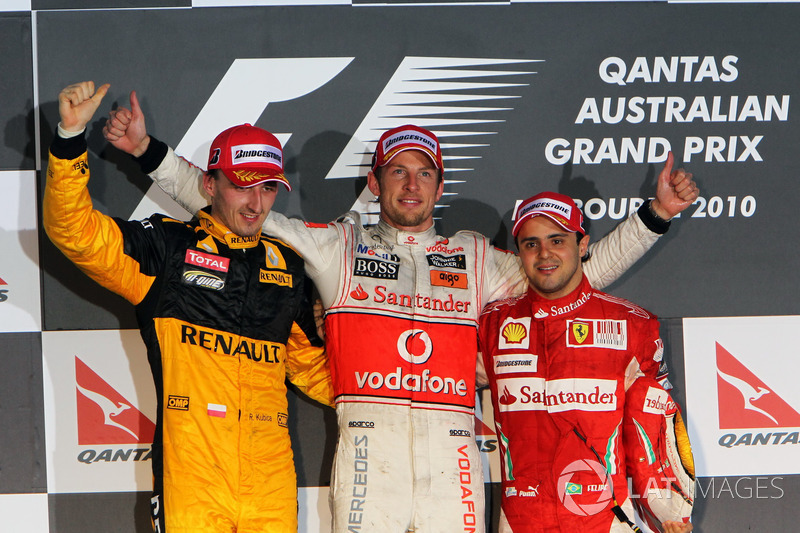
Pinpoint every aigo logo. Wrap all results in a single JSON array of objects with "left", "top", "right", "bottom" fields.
[
  {"left": 397, "top": 329, "right": 433, "bottom": 364},
  {"left": 557, "top": 459, "right": 613, "bottom": 516}
]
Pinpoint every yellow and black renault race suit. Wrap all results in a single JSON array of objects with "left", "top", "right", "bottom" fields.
[{"left": 44, "top": 131, "right": 333, "bottom": 533}]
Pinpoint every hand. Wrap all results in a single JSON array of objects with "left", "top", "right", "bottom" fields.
[
  {"left": 662, "top": 520, "right": 693, "bottom": 533},
  {"left": 650, "top": 151, "right": 699, "bottom": 220},
  {"left": 103, "top": 90, "right": 150, "bottom": 157},
  {"left": 313, "top": 298, "right": 326, "bottom": 341},
  {"left": 58, "top": 81, "right": 110, "bottom": 132}
]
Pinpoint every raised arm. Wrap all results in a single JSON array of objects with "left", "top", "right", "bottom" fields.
[
  {"left": 103, "top": 89, "right": 150, "bottom": 157},
  {"left": 102, "top": 90, "right": 208, "bottom": 214},
  {"left": 45, "top": 81, "right": 154, "bottom": 305},
  {"left": 583, "top": 152, "right": 698, "bottom": 289}
]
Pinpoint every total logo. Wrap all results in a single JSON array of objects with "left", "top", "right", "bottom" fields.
[
  {"left": 75, "top": 357, "right": 155, "bottom": 464},
  {"left": 557, "top": 459, "right": 613, "bottom": 516}
]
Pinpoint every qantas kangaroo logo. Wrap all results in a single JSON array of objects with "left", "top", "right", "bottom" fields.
[
  {"left": 75, "top": 357, "right": 155, "bottom": 445},
  {"left": 716, "top": 342, "right": 800, "bottom": 429}
]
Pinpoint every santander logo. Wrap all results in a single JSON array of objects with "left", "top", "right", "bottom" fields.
[
  {"left": 75, "top": 357, "right": 155, "bottom": 445},
  {"left": 350, "top": 284, "right": 369, "bottom": 301},
  {"left": 716, "top": 342, "right": 800, "bottom": 429}
]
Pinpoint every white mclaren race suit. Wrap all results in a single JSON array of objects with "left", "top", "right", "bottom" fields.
[{"left": 145, "top": 141, "right": 667, "bottom": 532}]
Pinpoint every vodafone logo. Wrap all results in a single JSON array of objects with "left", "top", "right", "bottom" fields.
[
  {"left": 397, "top": 329, "right": 433, "bottom": 364},
  {"left": 75, "top": 357, "right": 155, "bottom": 445},
  {"left": 716, "top": 342, "right": 800, "bottom": 429}
]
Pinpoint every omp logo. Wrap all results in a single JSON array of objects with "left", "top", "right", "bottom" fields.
[
  {"left": 130, "top": 57, "right": 539, "bottom": 222},
  {"left": 167, "top": 395, "right": 189, "bottom": 411},
  {"left": 716, "top": 342, "right": 800, "bottom": 429},
  {"left": 75, "top": 357, "right": 155, "bottom": 445}
]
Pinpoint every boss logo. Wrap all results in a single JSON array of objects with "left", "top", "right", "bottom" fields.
[{"left": 354, "top": 257, "right": 399, "bottom": 280}]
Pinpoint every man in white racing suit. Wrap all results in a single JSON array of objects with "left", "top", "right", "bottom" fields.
[{"left": 104, "top": 101, "right": 698, "bottom": 532}]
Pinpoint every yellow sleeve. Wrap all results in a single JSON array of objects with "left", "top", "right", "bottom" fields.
[
  {"left": 43, "top": 150, "right": 155, "bottom": 305},
  {"left": 284, "top": 321, "right": 334, "bottom": 408}
]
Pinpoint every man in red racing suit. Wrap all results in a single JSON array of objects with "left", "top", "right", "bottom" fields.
[
  {"left": 103, "top": 102, "right": 698, "bottom": 532},
  {"left": 45, "top": 82, "right": 333, "bottom": 532},
  {"left": 478, "top": 192, "right": 693, "bottom": 532}
]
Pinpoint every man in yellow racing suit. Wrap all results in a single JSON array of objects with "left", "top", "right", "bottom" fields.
[{"left": 43, "top": 81, "right": 333, "bottom": 533}]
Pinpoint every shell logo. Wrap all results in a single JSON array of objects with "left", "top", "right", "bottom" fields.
[{"left": 502, "top": 322, "right": 528, "bottom": 344}]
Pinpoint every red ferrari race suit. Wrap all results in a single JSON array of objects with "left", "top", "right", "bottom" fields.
[
  {"left": 478, "top": 275, "right": 669, "bottom": 532},
  {"left": 144, "top": 140, "right": 669, "bottom": 532},
  {"left": 44, "top": 131, "right": 333, "bottom": 533}
]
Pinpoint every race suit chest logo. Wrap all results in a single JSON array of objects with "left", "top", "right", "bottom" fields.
[
  {"left": 354, "top": 329, "right": 469, "bottom": 400},
  {"left": 354, "top": 257, "right": 399, "bottom": 280},
  {"left": 354, "top": 243, "right": 400, "bottom": 280},
  {"left": 426, "top": 253, "right": 466, "bottom": 269},
  {"left": 373, "top": 286, "right": 471, "bottom": 313},
  {"left": 180, "top": 324, "right": 284, "bottom": 364},
  {"left": 183, "top": 249, "right": 229, "bottom": 290},
  {"left": 494, "top": 354, "right": 538, "bottom": 375},
  {"left": 567, "top": 319, "right": 627, "bottom": 350},
  {"left": 499, "top": 317, "right": 531, "bottom": 349},
  {"left": 497, "top": 377, "right": 618, "bottom": 413},
  {"left": 430, "top": 270, "right": 468, "bottom": 289},
  {"left": 259, "top": 270, "right": 293, "bottom": 287}
]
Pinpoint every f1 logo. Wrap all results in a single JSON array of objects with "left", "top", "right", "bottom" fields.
[{"left": 131, "top": 56, "right": 537, "bottom": 222}]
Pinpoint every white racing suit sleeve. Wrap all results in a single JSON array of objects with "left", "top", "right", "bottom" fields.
[
  {"left": 583, "top": 211, "right": 661, "bottom": 290},
  {"left": 481, "top": 208, "right": 660, "bottom": 306},
  {"left": 149, "top": 147, "right": 209, "bottom": 215}
]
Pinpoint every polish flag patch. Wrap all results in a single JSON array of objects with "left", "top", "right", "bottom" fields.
[{"left": 207, "top": 403, "right": 227, "bottom": 418}]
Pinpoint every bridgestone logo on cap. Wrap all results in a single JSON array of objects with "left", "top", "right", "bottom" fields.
[
  {"left": 231, "top": 144, "right": 282, "bottom": 166},
  {"left": 519, "top": 198, "right": 572, "bottom": 219},
  {"left": 383, "top": 130, "right": 438, "bottom": 153}
]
